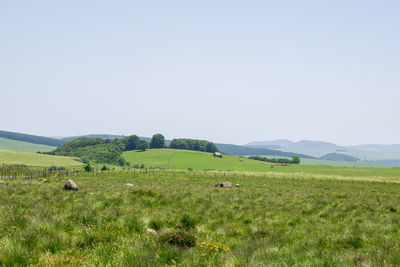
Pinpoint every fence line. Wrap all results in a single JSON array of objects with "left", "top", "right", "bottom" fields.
[{"left": 0, "top": 164, "right": 397, "bottom": 185}]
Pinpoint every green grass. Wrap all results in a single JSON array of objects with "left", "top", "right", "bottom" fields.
[
  {"left": 0, "top": 149, "right": 83, "bottom": 167},
  {"left": 0, "top": 137, "right": 56, "bottom": 153},
  {"left": 1, "top": 171, "right": 400, "bottom": 265},
  {"left": 124, "top": 149, "right": 276, "bottom": 171},
  {"left": 123, "top": 149, "right": 400, "bottom": 179}
]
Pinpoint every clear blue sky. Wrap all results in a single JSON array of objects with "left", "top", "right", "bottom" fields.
[{"left": 1, "top": 1, "right": 399, "bottom": 145}]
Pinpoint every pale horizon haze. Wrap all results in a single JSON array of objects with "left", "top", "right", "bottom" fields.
[{"left": 1, "top": 1, "right": 399, "bottom": 146}]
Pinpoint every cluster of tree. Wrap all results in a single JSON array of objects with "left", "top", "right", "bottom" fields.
[
  {"left": 248, "top": 155, "right": 301, "bottom": 164},
  {"left": 46, "top": 137, "right": 127, "bottom": 165},
  {"left": 61, "top": 134, "right": 124, "bottom": 142},
  {"left": 122, "top": 135, "right": 149, "bottom": 151},
  {"left": 169, "top": 138, "right": 219, "bottom": 153},
  {"left": 46, "top": 134, "right": 167, "bottom": 165},
  {"left": 0, "top": 130, "right": 65, "bottom": 147}
]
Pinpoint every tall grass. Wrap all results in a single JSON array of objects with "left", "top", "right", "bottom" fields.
[{"left": 1, "top": 171, "right": 400, "bottom": 265}]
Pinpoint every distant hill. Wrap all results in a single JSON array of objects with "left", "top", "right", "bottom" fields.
[
  {"left": 319, "top": 153, "right": 359, "bottom": 162},
  {"left": 246, "top": 139, "right": 347, "bottom": 157},
  {"left": 290, "top": 140, "right": 345, "bottom": 151},
  {"left": 0, "top": 130, "right": 66, "bottom": 147},
  {"left": 0, "top": 137, "right": 55, "bottom": 153},
  {"left": 246, "top": 139, "right": 345, "bottom": 152},
  {"left": 348, "top": 144, "right": 400, "bottom": 152},
  {"left": 215, "top": 143, "right": 314, "bottom": 159},
  {"left": 246, "top": 139, "right": 294, "bottom": 149}
]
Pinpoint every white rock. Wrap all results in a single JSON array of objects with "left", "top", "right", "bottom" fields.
[
  {"left": 126, "top": 183, "right": 133, "bottom": 187},
  {"left": 147, "top": 228, "right": 157, "bottom": 235},
  {"left": 63, "top": 180, "right": 78, "bottom": 191},
  {"left": 214, "top": 182, "right": 232, "bottom": 188}
]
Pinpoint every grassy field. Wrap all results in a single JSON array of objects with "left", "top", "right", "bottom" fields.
[
  {"left": 0, "top": 137, "right": 56, "bottom": 153},
  {"left": 123, "top": 149, "right": 400, "bottom": 179},
  {"left": 124, "top": 149, "right": 276, "bottom": 172},
  {"left": 0, "top": 149, "right": 83, "bottom": 167},
  {"left": 1, "top": 171, "right": 400, "bottom": 266}
]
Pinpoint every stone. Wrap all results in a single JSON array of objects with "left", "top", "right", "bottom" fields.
[
  {"left": 126, "top": 183, "right": 133, "bottom": 187},
  {"left": 0, "top": 180, "right": 4, "bottom": 183},
  {"left": 214, "top": 181, "right": 232, "bottom": 188},
  {"left": 235, "top": 184, "right": 240, "bottom": 187},
  {"left": 64, "top": 180, "right": 78, "bottom": 191},
  {"left": 147, "top": 228, "right": 157, "bottom": 235}
]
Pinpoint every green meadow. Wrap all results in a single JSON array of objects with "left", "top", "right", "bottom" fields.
[
  {"left": 123, "top": 149, "right": 400, "bottom": 179},
  {"left": 0, "top": 137, "right": 56, "bottom": 153},
  {"left": 0, "top": 149, "right": 83, "bottom": 167},
  {"left": 1, "top": 171, "right": 400, "bottom": 266}
]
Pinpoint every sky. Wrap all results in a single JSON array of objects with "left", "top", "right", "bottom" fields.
[{"left": 1, "top": 0, "right": 399, "bottom": 146}]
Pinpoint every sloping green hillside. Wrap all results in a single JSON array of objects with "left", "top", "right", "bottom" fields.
[
  {"left": 0, "top": 130, "right": 65, "bottom": 147},
  {"left": 0, "top": 137, "right": 56, "bottom": 153},
  {"left": 123, "top": 149, "right": 400, "bottom": 178},
  {"left": 0, "top": 149, "right": 83, "bottom": 167},
  {"left": 123, "top": 149, "right": 274, "bottom": 172}
]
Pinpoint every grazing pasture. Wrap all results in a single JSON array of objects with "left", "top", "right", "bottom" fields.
[
  {"left": 1, "top": 171, "right": 400, "bottom": 266},
  {"left": 123, "top": 149, "right": 400, "bottom": 179},
  {"left": 0, "top": 149, "right": 83, "bottom": 167}
]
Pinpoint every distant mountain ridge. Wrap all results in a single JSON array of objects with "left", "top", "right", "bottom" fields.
[
  {"left": 246, "top": 139, "right": 400, "bottom": 161},
  {"left": 247, "top": 140, "right": 345, "bottom": 151},
  {"left": 246, "top": 139, "right": 294, "bottom": 149},
  {"left": 216, "top": 143, "right": 315, "bottom": 159},
  {"left": 320, "top": 153, "right": 359, "bottom": 162}
]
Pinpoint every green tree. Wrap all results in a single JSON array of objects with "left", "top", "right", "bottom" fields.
[
  {"left": 137, "top": 139, "right": 149, "bottom": 151},
  {"left": 291, "top": 156, "right": 300, "bottom": 164},
  {"left": 150, "top": 134, "right": 166, "bottom": 148},
  {"left": 122, "top": 135, "right": 140, "bottom": 151}
]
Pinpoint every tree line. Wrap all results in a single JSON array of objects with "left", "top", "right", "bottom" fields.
[
  {"left": 248, "top": 155, "right": 301, "bottom": 164},
  {"left": 44, "top": 134, "right": 219, "bottom": 165}
]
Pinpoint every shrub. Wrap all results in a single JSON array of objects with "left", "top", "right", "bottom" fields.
[
  {"left": 101, "top": 165, "right": 109, "bottom": 171},
  {"left": 84, "top": 163, "right": 93, "bottom": 172},
  {"left": 159, "top": 230, "right": 196, "bottom": 248}
]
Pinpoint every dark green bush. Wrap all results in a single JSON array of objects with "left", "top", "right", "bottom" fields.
[{"left": 159, "top": 230, "right": 196, "bottom": 248}]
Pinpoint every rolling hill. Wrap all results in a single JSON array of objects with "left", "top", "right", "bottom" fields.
[
  {"left": 215, "top": 143, "right": 314, "bottom": 158},
  {"left": 0, "top": 130, "right": 65, "bottom": 147},
  {"left": 123, "top": 149, "right": 276, "bottom": 172},
  {"left": 122, "top": 149, "right": 400, "bottom": 178},
  {"left": 319, "top": 153, "right": 359, "bottom": 162},
  {"left": 0, "top": 137, "right": 56, "bottom": 153},
  {"left": 0, "top": 149, "right": 83, "bottom": 167}
]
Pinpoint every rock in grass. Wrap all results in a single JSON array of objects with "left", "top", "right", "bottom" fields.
[
  {"left": 64, "top": 180, "right": 78, "bottom": 191},
  {"left": 0, "top": 180, "right": 5, "bottom": 183},
  {"left": 147, "top": 228, "right": 157, "bottom": 235},
  {"left": 126, "top": 183, "right": 133, "bottom": 187},
  {"left": 235, "top": 184, "right": 240, "bottom": 187},
  {"left": 214, "top": 182, "right": 232, "bottom": 188}
]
